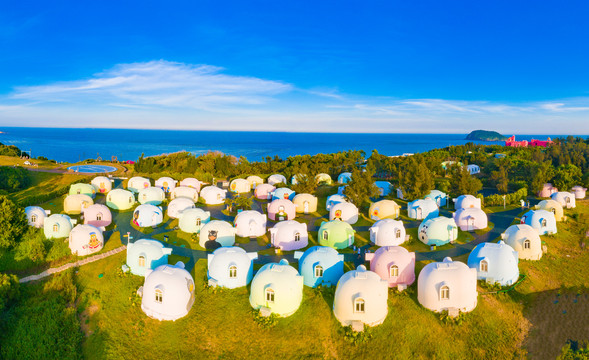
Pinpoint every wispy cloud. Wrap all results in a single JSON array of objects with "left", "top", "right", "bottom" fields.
[
  {"left": 11, "top": 60, "right": 292, "bottom": 110},
  {"left": 1, "top": 60, "right": 589, "bottom": 134}
]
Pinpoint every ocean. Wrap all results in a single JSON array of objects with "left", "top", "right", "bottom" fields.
[{"left": 0, "top": 127, "right": 578, "bottom": 163}]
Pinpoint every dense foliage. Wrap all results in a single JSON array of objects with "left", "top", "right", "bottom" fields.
[
  {"left": 0, "top": 166, "right": 30, "bottom": 191},
  {"left": 344, "top": 166, "right": 379, "bottom": 207},
  {"left": 0, "top": 196, "right": 28, "bottom": 249},
  {"left": 0, "top": 142, "right": 22, "bottom": 157},
  {"left": 0, "top": 270, "right": 82, "bottom": 359},
  {"left": 0, "top": 273, "right": 19, "bottom": 312}
]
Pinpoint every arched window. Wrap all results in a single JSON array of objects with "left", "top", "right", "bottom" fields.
[
  {"left": 53, "top": 223, "right": 59, "bottom": 232},
  {"left": 354, "top": 298, "right": 365, "bottom": 313},
  {"left": 138, "top": 255, "right": 146, "bottom": 267},
  {"left": 229, "top": 265, "right": 237, "bottom": 278},
  {"left": 217, "top": 193, "right": 222, "bottom": 201},
  {"left": 155, "top": 289, "right": 163, "bottom": 303},
  {"left": 480, "top": 260, "right": 488, "bottom": 272},
  {"left": 314, "top": 265, "right": 323, "bottom": 277},
  {"left": 395, "top": 229, "right": 401, "bottom": 239},
  {"left": 440, "top": 286, "right": 450, "bottom": 300},
  {"left": 129, "top": 196, "right": 133, "bottom": 204},
  {"left": 323, "top": 231, "right": 328, "bottom": 241},
  {"left": 265, "top": 288, "right": 275, "bottom": 303},
  {"left": 96, "top": 212, "right": 102, "bottom": 221},
  {"left": 142, "top": 193, "right": 147, "bottom": 200},
  {"left": 196, "top": 218, "right": 201, "bottom": 227},
  {"left": 541, "top": 219, "right": 547, "bottom": 227},
  {"left": 31, "top": 214, "right": 37, "bottom": 223},
  {"left": 551, "top": 208, "right": 556, "bottom": 214},
  {"left": 390, "top": 265, "right": 399, "bottom": 277},
  {"left": 294, "top": 232, "right": 300, "bottom": 241},
  {"left": 77, "top": 189, "right": 81, "bottom": 194},
  {"left": 524, "top": 239, "right": 531, "bottom": 249}
]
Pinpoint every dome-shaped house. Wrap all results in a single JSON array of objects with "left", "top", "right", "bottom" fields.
[
  {"left": 537, "top": 199, "right": 565, "bottom": 222},
  {"left": 199, "top": 220, "right": 236, "bottom": 249},
  {"left": 571, "top": 185, "right": 587, "bottom": 199},
  {"left": 267, "top": 174, "right": 287, "bottom": 186},
  {"left": 25, "top": 206, "right": 50, "bottom": 228},
  {"left": 467, "top": 241, "right": 519, "bottom": 286},
  {"left": 368, "top": 200, "right": 400, "bottom": 220},
  {"left": 365, "top": 246, "right": 415, "bottom": 288},
  {"left": 69, "top": 183, "right": 96, "bottom": 198},
  {"left": 453, "top": 208, "right": 488, "bottom": 231},
  {"left": 254, "top": 184, "right": 276, "bottom": 200},
  {"left": 106, "top": 189, "right": 135, "bottom": 211},
  {"left": 521, "top": 210, "right": 557, "bottom": 235},
  {"left": 170, "top": 186, "right": 199, "bottom": 202},
  {"left": 318, "top": 220, "right": 355, "bottom": 249},
  {"left": 138, "top": 187, "right": 166, "bottom": 205},
  {"left": 407, "top": 198, "right": 439, "bottom": 220},
  {"left": 229, "top": 178, "right": 251, "bottom": 194},
  {"left": 132, "top": 204, "right": 164, "bottom": 228},
  {"left": 272, "top": 187, "right": 296, "bottom": 201},
  {"left": 338, "top": 185, "right": 347, "bottom": 195},
  {"left": 333, "top": 265, "right": 388, "bottom": 329},
  {"left": 127, "top": 176, "right": 151, "bottom": 193},
  {"left": 418, "top": 257, "right": 477, "bottom": 314},
  {"left": 326, "top": 194, "right": 347, "bottom": 211},
  {"left": 338, "top": 172, "right": 352, "bottom": 184},
  {"left": 293, "top": 193, "right": 318, "bottom": 214},
  {"left": 246, "top": 175, "right": 264, "bottom": 189},
  {"left": 267, "top": 199, "right": 296, "bottom": 221},
  {"left": 269, "top": 220, "right": 308, "bottom": 251},
  {"left": 44, "top": 214, "right": 75, "bottom": 239},
  {"left": 141, "top": 262, "right": 195, "bottom": 321},
  {"left": 467, "top": 164, "right": 480, "bottom": 175},
  {"left": 454, "top": 194, "right": 482, "bottom": 210},
  {"left": 538, "top": 183, "right": 558, "bottom": 198},
  {"left": 200, "top": 186, "right": 227, "bottom": 205},
  {"left": 374, "top": 181, "right": 393, "bottom": 196},
  {"left": 369, "top": 219, "right": 407, "bottom": 247},
  {"left": 290, "top": 174, "right": 308, "bottom": 185},
  {"left": 249, "top": 259, "right": 303, "bottom": 317},
  {"left": 178, "top": 208, "right": 211, "bottom": 234},
  {"left": 329, "top": 201, "right": 359, "bottom": 224},
  {"left": 234, "top": 210, "right": 267, "bottom": 237},
  {"left": 315, "top": 173, "right": 332, "bottom": 185},
  {"left": 167, "top": 198, "right": 195, "bottom": 219},
  {"left": 68, "top": 224, "right": 103, "bottom": 256},
  {"left": 551, "top": 191, "right": 576, "bottom": 209},
  {"left": 207, "top": 247, "right": 258, "bottom": 289},
  {"left": 91, "top": 176, "right": 113, "bottom": 194},
  {"left": 501, "top": 224, "right": 543, "bottom": 260},
  {"left": 425, "top": 190, "right": 448, "bottom": 207},
  {"left": 418, "top": 217, "right": 458, "bottom": 246},
  {"left": 64, "top": 194, "right": 94, "bottom": 215},
  {"left": 82, "top": 204, "right": 112, "bottom": 227},
  {"left": 126, "top": 239, "right": 172, "bottom": 276},
  {"left": 179, "top": 178, "right": 203, "bottom": 191},
  {"left": 294, "top": 246, "right": 344, "bottom": 287},
  {"left": 155, "top": 177, "right": 177, "bottom": 193}
]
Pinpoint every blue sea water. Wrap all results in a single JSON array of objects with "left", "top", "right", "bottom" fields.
[{"left": 0, "top": 127, "right": 580, "bottom": 163}]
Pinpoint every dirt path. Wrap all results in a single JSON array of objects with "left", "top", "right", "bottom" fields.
[{"left": 19, "top": 246, "right": 126, "bottom": 283}]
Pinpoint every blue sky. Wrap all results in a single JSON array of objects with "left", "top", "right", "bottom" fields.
[{"left": 1, "top": 1, "right": 589, "bottom": 133}]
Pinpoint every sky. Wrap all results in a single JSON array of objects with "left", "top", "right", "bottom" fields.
[{"left": 1, "top": 1, "right": 589, "bottom": 134}]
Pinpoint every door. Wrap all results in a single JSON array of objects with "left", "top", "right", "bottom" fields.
[
  {"left": 304, "top": 201, "right": 309, "bottom": 214},
  {"left": 416, "top": 208, "right": 422, "bottom": 220}
]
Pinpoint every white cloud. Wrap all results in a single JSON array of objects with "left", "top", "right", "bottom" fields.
[
  {"left": 11, "top": 60, "right": 292, "bottom": 110},
  {"left": 1, "top": 60, "right": 589, "bottom": 134}
]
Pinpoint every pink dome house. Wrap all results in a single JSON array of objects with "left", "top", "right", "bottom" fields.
[
  {"left": 453, "top": 208, "right": 488, "bottom": 231},
  {"left": 254, "top": 184, "right": 276, "bottom": 200},
  {"left": 538, "top": 183, "right": 558, "bottom": 198},
  {"left": 82, "top": 204, "right": 112, "bottom": 227},
  {"left": 180, "top": 178, "right": 204, "bottom": 192},
  {"left": 365, "top": 246, "right": 415, "bottom": 289},
  {"left": 267, "top": 199, "right": 296, "bottom": 221},
  {"left": 571, "top": 185, "right": 587, "bottom": 199}
]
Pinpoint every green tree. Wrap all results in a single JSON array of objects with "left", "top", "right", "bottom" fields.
[
  {"left": 553, "top": 164, "right": 583, "bottom": 191},
  {"left": 233, "top": 195, "right": 253, "bottom": 211},
  {"left": 14, "top": 227, "right": 46, "bottom": 263},
  {"left": 0, "top": 272, "right": 19, "bottom": 312},
  {"left": 0, "top": 196, "right": 28, "bottom": 249},
  {"left": 344, "top": 167, "right": 379, "bottom": 207},
  {"left": 491, "top": 166, "right": 509, "bottom": 194},
  {"left": 449, "top": 165, "right": 482, "bottom": 196},
  {"left": 291, "top": 173, "right": 316, "bottom": 194}
]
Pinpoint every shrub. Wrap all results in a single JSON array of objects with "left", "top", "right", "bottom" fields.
[
  {"left": 251, "top": 308, "right": 278, "bottom": 328},
  {"left": 341, "top": 325, "right": 373, "bottom": 344},
  {"left": 0, "top": 273, "right": 19, "bottom": 312}
]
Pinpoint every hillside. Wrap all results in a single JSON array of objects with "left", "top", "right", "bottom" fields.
[{"left": 465, "top": 130, "right": 508, "bottom": 141}]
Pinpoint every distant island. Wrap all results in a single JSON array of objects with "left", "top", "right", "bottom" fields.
[{"left": 465, "top": 130, "right": 508, "bottom": 141}]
